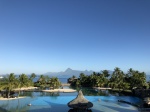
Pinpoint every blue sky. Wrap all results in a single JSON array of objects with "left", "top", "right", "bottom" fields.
[{"left": 0, "top": 0, "right": 150, "bottom": 74}]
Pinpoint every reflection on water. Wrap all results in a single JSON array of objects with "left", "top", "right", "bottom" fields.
[
  {"left": 20, "top": 91, "right": 60, "bottom": 97},
  {"left": 0, "top": 95, "right": 140, "bottom": 112},
  {"left": 0, "top": 88, "right": 141, "bottom": 112},
  {"left": 68, "top": 108, "right": 92, "bottom": 112},
  {"left": 0, "top": 97, "right": 33, "bottom": 112},
  {"left": 70, "top": 87, "right": 110, "bottom": 96}
]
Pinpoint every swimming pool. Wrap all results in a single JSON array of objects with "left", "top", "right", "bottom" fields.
[{"left": 0, "top": 94, "right": 141, "bottom": 112}]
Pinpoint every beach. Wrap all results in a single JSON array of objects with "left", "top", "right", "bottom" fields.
[
  {"left": 13, "top": 86, "right": 76, "bottom": 92},
  {"left": 0, "top": 87, "right": 76, "bottom": 101},
  {"left": 13, "top": 87, "right": 38, "bottom": 91},
  {"left": 0, "top": 97, "right": 25, "bottom": 100},
  {"left": 42, "top": 88, "right": 76, "bottom": 93}
]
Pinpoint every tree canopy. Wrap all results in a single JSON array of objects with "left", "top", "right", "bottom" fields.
[{"left": 68, "top": 67, "right": 148, "bottom": 90}]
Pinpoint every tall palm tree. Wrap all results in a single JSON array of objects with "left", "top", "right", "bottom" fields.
[
  {"left": 1, "top": 73, "right": 17, "bottom": 98},
  {"left": 101, "top": 70, "right": 110, "bottom": 78},
  {"left": 38, "top": 75, "right": 46, "bottom": 89},
  {"left": 28, "top": 73, "right": 36, "bottom": 86},
  {"left": 29, "top": 73, "right": 36, "bottom": 81},
  {"left": 79, "top": 73, "right": 87, "bottom": 86},
  {"left": 17, "top": 74, "right": 30, "bottom": 97},
  {"left": 127, "top": 69, "right": 146, "bottom": 89},
  {"left": 110, "top": 67, "right": 124, "bottom": 90},
  {"left": 49, "top": 77, "right": 61, "bottom": 89}
]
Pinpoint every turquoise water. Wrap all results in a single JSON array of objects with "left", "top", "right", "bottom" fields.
[
  {"left": 0, "top": 94, "right": 141, "bottom": 112},
  {"left": 0, "top": 87, "right": 141, "bottom": 112}
]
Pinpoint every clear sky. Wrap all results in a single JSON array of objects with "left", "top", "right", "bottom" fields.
[{"left": 0, "top": 0, "right": 150, "bottom": 74}]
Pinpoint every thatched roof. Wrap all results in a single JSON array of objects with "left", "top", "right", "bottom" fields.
[{"left": 68, "top": 90, "right": 93, "bottom": 109}]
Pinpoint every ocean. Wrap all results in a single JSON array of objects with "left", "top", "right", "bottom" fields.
[
  {"left": 58, "top": 78, "right": 68, "bottom": 83},
  {"left": 33, "top": 77, "right": 68, "bottom": 83}
]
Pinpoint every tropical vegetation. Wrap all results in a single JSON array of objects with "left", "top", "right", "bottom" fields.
[
  {"left": 0, "top": 73, "right": 61, "bottom": 98},
  {"left": 34, "top": 75, "right": 61, "bottom": 89},
  {"left": 68, "top": 67, "right": 148, "bottom": 91},
  {"left": 0, "top": 67, "right": 148, "bottom": 98}
]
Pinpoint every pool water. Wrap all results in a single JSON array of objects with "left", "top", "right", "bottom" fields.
[{"left": 0, "top": 95, "right": 141, "bottom": 112}]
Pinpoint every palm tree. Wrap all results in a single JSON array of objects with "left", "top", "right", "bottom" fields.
[
  {"left": 101, "top": 70, "right": 110, "bottom": 87},
  {"left": 79, "top": 73, "right": 87, "bottom": 86},
  {"left": 110, "top": 67, "right": 124, "bottom": 90},
  {"left": 89, "top": 74, "right": 96, "bottom": 87},
  {"left": 79, "top": 73, "right": 85, "bottom": 80},
  {"left": 1, "top": 73, "right": 17, "bottom": 98},
  {"left": 101, "top": 70, "right": 110, "bottom": 78},
  {"left": 17, "top": 74, "right": 30, "bottom": 97},
  {"left": 75, "top": 79, "right": 80, "bottom": 87},
  {"left": 48, "top": 77, "right": 61, "bottom": 89},
  {"left": 45, "top": 75, "right": 50, "bottom": 84},
  {"left": 72, "top": 75, "right": 76, "bottom": 79},
  {"left": 38, "top": 75, "right": 46, "bottom": 89},
  {"left": 29, "top": 73, "right": 36, "bottom": 86},
  {"left": 127, "top": 69, "right": 147, "bottom": 89},
  {"left": 29, "top": 73, "right": 36, "bottom": 81}
]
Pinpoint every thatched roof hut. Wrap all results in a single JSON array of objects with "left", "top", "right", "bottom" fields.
[{"left": 68, "top": 90, "right": 93, "bottom": 109}]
